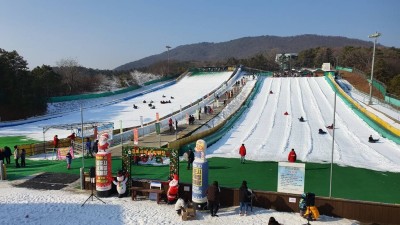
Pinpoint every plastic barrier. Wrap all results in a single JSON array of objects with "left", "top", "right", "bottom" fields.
[{"left": 325, "top": 75, "right": 400, "bottom": 143}]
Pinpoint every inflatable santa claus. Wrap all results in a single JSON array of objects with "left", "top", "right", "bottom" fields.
[
  {"left": 98, "top": 133, "right": 110, "bottom": 152},
  {"left": 167, "top": 174, "right": 179, "bottom": 203}
]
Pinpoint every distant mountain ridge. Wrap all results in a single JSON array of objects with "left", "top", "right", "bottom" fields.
[{"left": 115, "top": 34, "right": 373, "bottom": 71}]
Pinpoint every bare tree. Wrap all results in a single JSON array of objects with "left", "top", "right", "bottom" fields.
[{"left": 55, "top": 58, "right": 81, "bottom": 94}]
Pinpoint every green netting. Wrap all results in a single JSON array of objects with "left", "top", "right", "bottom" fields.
[
  {"left": 385, "top": 95, "right": 400, "bottom": 107},
  {"left": 369, "top": 79, "right": 387, "bottom": 96},
  {"left": 324, "top": 75, "right": 400, "bottom": 144}
]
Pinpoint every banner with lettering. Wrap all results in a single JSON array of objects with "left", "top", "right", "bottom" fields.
[
  {"left": 57, "top": 147, "right": 74, "bottom": 160},
  {"left": 96, "top": 152, "right": 112, "bottom": 192},
  {"left": 133, "top": 128, "right": 139, "bottom": 145}
]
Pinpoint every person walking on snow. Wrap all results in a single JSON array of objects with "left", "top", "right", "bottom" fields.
[
  {"left": 66, "top": 152, "right": 72, "bottom": 169},
  {"left": 168, "top": 118, "right": 173, "bottom": 132},
  {"left": 239, "top": 144, "right": 247, "bottom": 164},
  {"left": 288, "top": 149, "right": 297, "bottom": 162}
]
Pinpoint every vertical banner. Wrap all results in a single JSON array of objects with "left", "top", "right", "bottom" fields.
[
  {"left": 96, "top": 151, "right": 112, "bottom": 196},
  {"left": 156, "top": 112, "right": 159, "bottom": 122},
  {"left": 155, "top": 122, "right": 160, "bottom": 134},
  {"left": 277, "top": 162, "right": 305, "bottom": 194},
  {"left": 192, "top": 139, "right": 209, "bottom": 209},
  {"left": 57, "top": 147, "right": 74, "bottom": 160},
  {"left": 186, "top": 113, "right": 189, "bottom": 124},
  {"left": 140, "top": 116, "right": 144, "bottom": 128},
  {"left": 133, "top": 128, "right": 139, "bottom": 145}
]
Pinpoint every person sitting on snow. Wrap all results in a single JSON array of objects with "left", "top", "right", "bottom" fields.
[
  {"left": 326, "top": 124, "right": 334, "bottom": 129},
  {"left": 368, "top": 135, "right": 379, "bottom": 143},
  {"left": 299, "top": 116, "right": 305, "bottom": 122},
  {"left": 318, "top": 129, "right": 327, "bottom": 134}
]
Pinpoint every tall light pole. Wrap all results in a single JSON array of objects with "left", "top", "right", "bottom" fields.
[
  {"left": 329, "top": 92, "right": 337, "bottom": 198},
  {"left": 166, "top": 45, "right": 171, "bottom": 76},
  {"left": 368, "top": 32, "right": 381, "bottom": 105}
]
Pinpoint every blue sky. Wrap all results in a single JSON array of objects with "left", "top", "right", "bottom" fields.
[{"left": 1, "top": 0, "right": 399, "bottom": 70}]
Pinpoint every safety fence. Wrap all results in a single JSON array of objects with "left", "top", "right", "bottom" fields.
[
  {"left": 325, "top": 74, "right": 400, "bottom": 143},
  {"left": 351, "top": 67, "right": 400, "bottom": 107},
  {"left": 111, "top": 68, "right": 244, "bottom": 147}
]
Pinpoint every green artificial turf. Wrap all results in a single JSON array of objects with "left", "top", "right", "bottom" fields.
[
  {"left": 0, "top": 136, "right": 40, "bottom": 147},
  {"left": 5, "top": 156, "right": 400, "bottom": 204}
]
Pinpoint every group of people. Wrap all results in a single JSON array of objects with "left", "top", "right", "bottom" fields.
[
  {"left": 188, "top": 115, "right": 196, "bottom": 125},
  {"left": 239, "top": 144, "right": 297, "bottom": 164},
  {"left": 0, "top": 145, "right": 25, "bottom": 168}
]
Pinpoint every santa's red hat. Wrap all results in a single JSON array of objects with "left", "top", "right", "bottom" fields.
[{"left": 169, "top": 174, "right": 179, "bottom": 186}]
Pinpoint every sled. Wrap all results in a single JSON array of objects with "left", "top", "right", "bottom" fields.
[{"left": 304, "top": 206, "right": 319, "bottom": 220}]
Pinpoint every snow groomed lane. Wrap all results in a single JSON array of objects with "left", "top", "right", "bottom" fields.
[{"left": 207, "top": 77, "right": 400, "bottom": 172}]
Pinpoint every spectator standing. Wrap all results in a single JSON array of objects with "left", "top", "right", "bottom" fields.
[
  {"left": 20, "top": 149, "right": 26, "bottom": 167},
  {"left": 187, "top": 149, "right": 195, "bottom": 170},
  {"left": 85, "top": 137, "right": 92, "bottom": 157},
  {"left": 239, "top": 180, "right": 252, "bottom": 216},
  {"left": 206, "top": 181, "right": 221, "bottom": 217},
  {"left": 4, "top": 146, "right": 11, "bottom": 164},
  {"left": 13, "top": 145, "right": 20, "bottom": 168},
  {"left": 53, "top": 135, "right": 60, "bottom": 150},
  {"left": 288, "top": 149, "right": 297, "bottom": 162},
  {"left": 66, "top": 152, "right": 72, "bottom": 169},
  {"left": 92, "top": 140, "right": 99, "bottom": 154},
  {"left": 67, "top": 132, "right": 76, "bottom": 146},
  {"left": 239, "top": 144, "right": 247, "bottom": 164}
]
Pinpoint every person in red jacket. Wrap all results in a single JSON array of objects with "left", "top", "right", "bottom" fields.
[
  {"left": 288, "top": 148, "right": 297, "bottom": 162},
  {"left": 53, "top": 135, "right": 60, "bottom": 151},
  {"left": 239, "top": 144, "right": 247, "bottom": 164},
  {"left": 67, "top": 132, "right": 76, "bottom": 146}
]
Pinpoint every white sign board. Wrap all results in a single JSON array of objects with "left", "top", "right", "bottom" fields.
[{"left": 277, "top": 162, "right": 305, "bottom": 194}]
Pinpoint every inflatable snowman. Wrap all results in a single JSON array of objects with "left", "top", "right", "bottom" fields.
[{"left": 112, "top": 171, "right": 128, "bottom": 198}]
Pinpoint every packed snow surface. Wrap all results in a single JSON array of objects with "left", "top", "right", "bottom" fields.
[{"left": 0, "top": 181, "right": 358, "bottom": 225}]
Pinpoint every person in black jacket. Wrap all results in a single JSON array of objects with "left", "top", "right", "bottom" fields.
[
  {"left": 187, "top": 149, "right": 195, "bottom": 170},
  {"left": 239, "top": 180, "right": 252, "bottom": 216},
  {"left": 3, "top": 146, "right": 11, "bottom": 164},
  {"left": 268, "top": 216, "right": 281, "bottom": 225},
  {"left": 206, "top": 181, "right": 221, "bottom": 217}
]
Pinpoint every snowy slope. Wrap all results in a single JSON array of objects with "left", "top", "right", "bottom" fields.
[
  {"left": 207, "top": 77, "right": 400, "bottom": 172},
  {"left": 0, "top": 72, "right": 232, "bottom": 141}
]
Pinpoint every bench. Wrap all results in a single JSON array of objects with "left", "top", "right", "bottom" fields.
[{"left": 130, "top": 181, "right": 165, "bottom": 204}]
